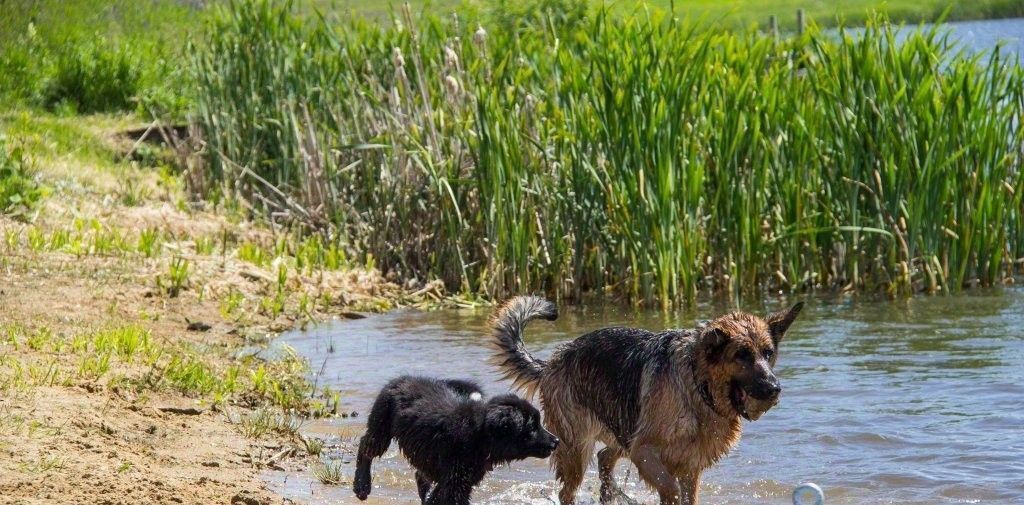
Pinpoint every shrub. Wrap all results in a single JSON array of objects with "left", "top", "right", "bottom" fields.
[
  {"left": 41, "top": 37, "right": 143, "bottom": 113},
  {"left": 0, "top": 138, "right": 46, "bottom": 220},
  {"left": 0, "top": 24, "right": 48, "bottom": 105}
]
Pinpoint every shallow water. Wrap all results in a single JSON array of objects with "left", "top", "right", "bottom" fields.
[{"left": 269, "top": 289, "right": 1024, "bottom": 504}]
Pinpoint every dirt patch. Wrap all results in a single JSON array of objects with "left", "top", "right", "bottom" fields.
[
  {"left": 0, "top": 247, "right": 298, "bottom": 504},
  {"left": 0, "top": 117, "right": 432, "bottom": 504}
]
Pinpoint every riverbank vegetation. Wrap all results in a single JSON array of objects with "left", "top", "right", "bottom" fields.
[
  {"left": 3, "top": 0, "right": 1023, "bottom": 117},
  {"left": 0, "top": 0, "right": 194, "bottom": 116},
  {"left": 0, "top": 1, "right": 1021, "bottom": 307},
  {"left": 318, "top": 0, "right": 1024, "bottom": 28},
  {"left": 190, "top": 0, "right": 1024, "bottom": 306}
]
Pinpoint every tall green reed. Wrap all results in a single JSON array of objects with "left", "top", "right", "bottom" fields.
[{"left": 190, "top": 0, "right": 1024, "bottom": 306}]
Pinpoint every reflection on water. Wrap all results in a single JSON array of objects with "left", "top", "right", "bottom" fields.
[{"left": 268, "top": 288, "right": 1024, "bottom": 504}]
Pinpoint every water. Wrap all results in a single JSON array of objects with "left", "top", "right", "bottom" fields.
[
  {"left": 269, "top": 288, "right": 1024, "bottom": 504},
  {"left": 837, "top": 17, "right": 1024, "bottom": 62},
  {"left": 933, "top": 17, "right": 1024, "bottom": 59}
]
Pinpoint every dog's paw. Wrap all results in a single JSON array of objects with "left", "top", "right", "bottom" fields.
[
  {"left": 599, "top": 484, "right": 640, "bottom": 505},
  {"left": 353, "top": 475, "right": 371, "bottom": 500}
]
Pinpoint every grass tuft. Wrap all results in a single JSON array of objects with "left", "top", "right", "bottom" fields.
[
  {"left": 300, "top": 435, "right": 324, "bottom": 456},
  {"left": 237, "top": 407, "right": 304, "bottom": 439},
  {"left": 0, "top": 137, "right": 46, "bottom": 220},
  {"left": 312, "top": 458, "right": 344, "bottom": 485},
  {"left": 156, "top": 257, "right": 191, "bottom": 297}
]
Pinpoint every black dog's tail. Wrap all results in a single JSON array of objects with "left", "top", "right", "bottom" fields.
[
  {"left": 353, "top": 386, "right": 396, "bottom": 500},
  {"left": 489, "top": 296, "right": 558, "bottom": 398}
]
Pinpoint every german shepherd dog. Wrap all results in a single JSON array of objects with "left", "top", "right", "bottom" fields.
[
  {"left": 353, "top": 375, "right": 560, "bottom": 505},
  {"left": 490, "top": 296, "right": 803, "bottom": 505}
]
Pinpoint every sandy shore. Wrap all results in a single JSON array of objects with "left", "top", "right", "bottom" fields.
[{"left": 0, "top": 113, "right": 420, "bottom": 505}]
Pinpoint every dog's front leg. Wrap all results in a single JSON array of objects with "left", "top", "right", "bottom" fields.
[
  {"left": 415, "top": 471, "right": 433, "bottom": 503},
  {"left": 629, "top": 445, "right": 681, "bottom": 505},
  {"left": 676, "top": 471, "right": 701, "bottom": 505}
]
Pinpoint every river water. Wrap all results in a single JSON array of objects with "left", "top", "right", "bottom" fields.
[
  {"left": 922, "top": 17, "right": 1024, "bottom": 58},
  {"left": 269, "top": 287, "right": 1024, "bottom": 504}
]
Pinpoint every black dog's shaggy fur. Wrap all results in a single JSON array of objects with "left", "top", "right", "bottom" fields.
[{"left": 353, "top": 375, "right": 559, "bottom": 504}]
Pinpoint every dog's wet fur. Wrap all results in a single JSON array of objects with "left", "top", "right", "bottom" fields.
[
  {"left": 352, "top": 375, "right": 560, "bottom": 505},
  {"left": 490, "top": 296, "right": 803, "bottom": 505}
]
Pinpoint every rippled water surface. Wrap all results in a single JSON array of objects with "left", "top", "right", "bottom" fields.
[
  {"left": 933, "top": 17, "right": 1024, "bottom": 58},
  {"left": 268, "top": 289, "right": 1024, "bottom": 504}
]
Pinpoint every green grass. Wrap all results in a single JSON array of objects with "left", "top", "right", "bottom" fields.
[
  {"left": 0, "top": 111, "right": 128, "bottom": 168},
  {"left": 5, "top": 0, "right": 1016, "bottom": 34},
  {"left": 315, "top": 0, "right": 1024, "bottom": 27},
  {"left": 0, "top": 0, "right": 1021, "bottom": 118},
  {"left": 40, "top": 38, "right": 144, "bottom": 113},
  {"left": 0, "top": 136, "right": 46, "bottom": 219},
  {"left": 301, "top": 435, "right": 325, "bottom": 455},
  {"left": 0, "top": 0, "right": 197, "bottom": 114},
  {"left": 0, "top": 0, "right": 204, "bottom": 45},
  {"left": 235, "top": 407, "right": 304, "bottom": 438},
  {"left": 627, "top": 0, "right": 1024, "bottom": 28},
  {"left": 190, "top": 0, "right": 1024, "bottom": 306},
  {"left": 156, "top": 257, "right": 191, "bottom": 297},
  {"left": 1, "top": 321, "right": 320, "bottom": 412},
  {"left": 3, "top": 0, "right": 1024, "bottom": 307},
  {"left": 311, "top": 458, "right": 344, "bottom": 485},
  {"left": 2, "top": 0, "right": 1023, "bottom": 114}
]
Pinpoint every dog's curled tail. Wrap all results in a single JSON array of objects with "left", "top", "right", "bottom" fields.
[{"left": 489, "top": 296, "right": 558, "bottom": 398}]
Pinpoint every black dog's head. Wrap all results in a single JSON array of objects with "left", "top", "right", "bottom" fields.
[{"left": 483, "top": 394, "right": 559, "bottom": 462}]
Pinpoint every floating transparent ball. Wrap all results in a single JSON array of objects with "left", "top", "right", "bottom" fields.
[{"left": 792, "top": 483, "right": 824, "bottom": 505}]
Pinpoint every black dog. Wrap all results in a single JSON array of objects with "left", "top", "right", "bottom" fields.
[{"left": 353, "top": 375, "right": 559, "bottom": 504}]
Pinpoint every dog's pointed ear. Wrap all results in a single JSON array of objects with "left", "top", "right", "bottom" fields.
[
  {"left": 700, "top": 326, "right": 729, "bottom": 363},
  {"left": 766, "top": 302, "right": 804, "bottom": 345}
]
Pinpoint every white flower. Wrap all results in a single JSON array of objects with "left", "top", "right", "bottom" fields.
[
  {"left": 474, "top": 25, "right": 487, "bottom": 47},
  {"left": 444, "top": 75, "right": 460, "bottom": 94},
  {"left": 444, "top": 46, "right": 459, "bottom": 68}
]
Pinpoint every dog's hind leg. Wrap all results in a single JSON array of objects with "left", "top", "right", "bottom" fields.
[
  {"left": 552, "top": 438, "right": 594, "bottom": 505},
  {"left": 415, "top": 471, "right": 433, "bottom": 503},
  {"left": 425, "top": 478, "right": 472, "bottom": 505},
  {"left": 598, "top": 446, "right": 640, "bottom": 505},
  {"left": 353, "top": 390, "right": 396, "bottom": 500}
]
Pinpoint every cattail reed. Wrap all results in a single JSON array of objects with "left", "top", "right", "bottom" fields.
[{"left": 190, "top": 0, "right": 1024, "bottom": 306}]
